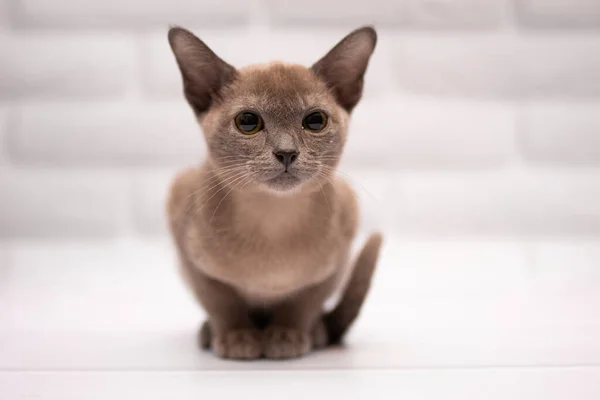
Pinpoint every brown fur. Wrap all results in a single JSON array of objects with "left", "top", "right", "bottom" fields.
[{"left": 167, "top": 26, "right": 382, "bottom": 360}]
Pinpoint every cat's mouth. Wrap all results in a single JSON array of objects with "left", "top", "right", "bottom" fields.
[{"left": 265, "top": 171, "right": 302, "bottom": 191}]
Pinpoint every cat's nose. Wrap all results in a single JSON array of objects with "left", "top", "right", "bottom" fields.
[{"left": 273, "top": 150, "right": 299, "bottom": 170}]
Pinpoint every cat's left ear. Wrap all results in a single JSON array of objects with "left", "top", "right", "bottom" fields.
[
  {"left": 168, "top": 27, "right": 236, "bottom": 115},
  {"left": 311, "top": 27, "right": 377, "bottom": 112}
]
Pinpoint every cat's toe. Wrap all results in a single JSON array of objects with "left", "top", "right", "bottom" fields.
[
  {"left": 211, "top": 329, "right": 262, "bottom": 360},
  {"left": 263, "top": 326, "right": 311, "bottom": 359},
  {"left": 311, "top": 318, "right": 328, "bottom": 350},
  {"left": 198, "top": 320, "right": 212, "bottom": 350}
]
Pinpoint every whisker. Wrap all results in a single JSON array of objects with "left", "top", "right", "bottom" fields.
[
  {"left": 206, "top": 157, "right": 252, "bottom": 169},
  {"left": 316, "top": 170, "right": 336, "bottom": 191},
  {"left": 181, "top": 166, "right": 247, "bottom": 204},
  {"left": 176, "top": 172, "right": 242, "bottom": 232},
  {"left": 211, "top": 164, "right": 250, "bottom": 175},
  {"left": 187, "top": 173, "right": 249, "bottom": 226},
  {"left": 215, "top": 159, "right": 252, "bottom": 166},
  {"left": 176, "top": 170, "right": 248, "bottom": 234},
  {"left": 209, "top": 174, "right": 255, "bottom": 223},
  {"left": 315, "top": 176, "right": 331, "bottom": 216},
  {"left": 212, "top": 155, "right": 253, "bottom": 161},
  {"left": 208, "top": 163, "right": 251, "bottom": 173}
]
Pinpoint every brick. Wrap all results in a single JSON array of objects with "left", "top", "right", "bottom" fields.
[
  {"left": 395, "top": 170, "right": 600, "bottom": 236},
  {"left": 0, "top": 34, "right": 135, "bottom": 99},
  {"left": 142, "top": 29, "right": 393, "bottom": 99},
  {"left": 0, "top": 0, "right": 9, "bottom": 28},
  {"left": 266, "top": 0, "right": 509, "bottom": 28},
  {"left": 404, "top": 0, "right": 510, "bottom": 28},
  {"left": 10, "top": 102, "right": 206, "bottom": 166},
  {"left": 391, "top": 34, "right": 600, "bottom": 99},
  {"left": 266, "top": 0, "right": 406, "bottom": 26},
  {"left": 0, "top": 171, "right": 124, "bottom": 238},
  {"left": 343, "top": 97, "right": 516, "bottom": 168},
  {"left": 14, "top": 0, "right": 255, "bottom": 28},
  {"left": 520, "top": 102, "right": 600, "bottom": 165},
  {"left": 392, "top": 34, "right": 514, "bottom": 98},
  {"left": 518, "top": 36, "right": 600, "bottom": 98},
  {"left": 530, "top": 241, "right": 600, "bottom": 295},
  {"left": 517, "top": 0, "right": 600, "bottom": 28},
  {"left": 0, "top": 107, "right": 8, "bottom": 165}
]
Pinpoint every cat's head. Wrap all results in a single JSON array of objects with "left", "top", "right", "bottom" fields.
[{"left": 168, "top": 27, "right": 376, "bottom": 193}]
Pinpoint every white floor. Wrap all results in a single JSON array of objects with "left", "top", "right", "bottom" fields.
[{"left": 1, "top": 236, "right": 599, "bottom": 399}]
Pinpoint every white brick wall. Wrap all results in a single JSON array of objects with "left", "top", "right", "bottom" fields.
[
  {"left": 344, "top": 98, "right": 516, "bottom": 168},
  {"left": 402, "top": 0, "right": 512, "bottom": 28},
  {"left": 519, "top": 102, "right": 600, "bottom": 165},
  {"left": 131, "top": 170, "right": 176, "bottom": 235},
  {"left": 0, "top": 0, "right": 9, "bottom": 28},
  {"left": 267, "top": 0, "right": 511, "bottom": 28},
  {"left": 11, "top": 101, "right": 204, "bottom": 166},
  {"left": 0, "top": 33, "right": 136, "bottom": 100},
  {"left": 517, "top": 0, "right": 600, "bottom": 27},
  {"left": 14, "top": 0, "right": 257, "bottom": 28},
  {"left": 392, "top": 33, "right": 600, "bottom": 98},
  {"left": 267, "top": 0, "right": 408, "bottom": 26},
  {"left": 396, "top": 170, "right": 600, "bottom": 236},
  {"left": 1, "top": 0, "right": 599, "bottom": 239},
  {"left": 0, "top": 107, "right": 8, "bottom": 165}
]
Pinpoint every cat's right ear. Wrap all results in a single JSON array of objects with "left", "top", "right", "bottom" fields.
[
  {"left": 311, "top": 27, "right": 377, "bottom": 113},
  {"left": 168, "top": 27, "right": 236, "bottom": 115}
]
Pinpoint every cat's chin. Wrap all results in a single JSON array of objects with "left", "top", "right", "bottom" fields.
[{"left": 261, "top": 173, "right": 304, "bottom": 194}]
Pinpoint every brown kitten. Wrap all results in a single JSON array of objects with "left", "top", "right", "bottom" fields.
[{"left": 167, "top": 26, "right": 382, "bottom": 360}]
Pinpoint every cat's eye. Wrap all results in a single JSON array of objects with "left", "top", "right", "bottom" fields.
[
  {"left": 302, "top": 111, "right": 328, "bottom": 132},
  {"left": 235, "top": 111, "right": 263, "bottom": 135}
]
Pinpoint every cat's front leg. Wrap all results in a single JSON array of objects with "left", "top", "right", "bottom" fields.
[
  {"left": 183, "top": 262, "right": 262, "bottom": 360},
  {"left": 263, "top": 279, "right": 335, "bottom": 359},
  {"left": 199, "top": 317, "right": 328, "bottom": 352}
]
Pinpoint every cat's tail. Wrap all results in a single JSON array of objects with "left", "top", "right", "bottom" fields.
[{"left": 323, "top": 232, "right": 383, "bottom": 345}]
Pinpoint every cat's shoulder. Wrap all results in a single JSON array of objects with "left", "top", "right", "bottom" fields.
[
  {"left": 166, "top": 165, "right": 209, "bottom": 229},
  {"left": 168, "top": 166, "right": 202, "bottom": 202},
  {"left": 333, "top": 175, "right": 357, "bottom": 208}
]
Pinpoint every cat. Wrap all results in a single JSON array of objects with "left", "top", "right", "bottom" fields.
[{"left": 166, "top": 25, "right": 382, "bottom": 360}]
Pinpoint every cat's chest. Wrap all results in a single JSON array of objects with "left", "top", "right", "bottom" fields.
[
  {"left": 233, "top": 244, "right": 337, "bottom": 302},
  {"left": 185, "top": 222, "right": 338, "bottom": 300}
]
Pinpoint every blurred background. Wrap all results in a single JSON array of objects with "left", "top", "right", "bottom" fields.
[
  {"left": 1, "top": 0, "right": 600, "bottom": 239},
  {"left": 0, "top": 1, "right": 600, "bottom": 397}
]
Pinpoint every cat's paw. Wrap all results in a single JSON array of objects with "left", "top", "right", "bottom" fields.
[
  {"left": 263, "top": 326, "right": 311, "bottom": 359},
  {"left": 211, "top": 329, "right": 262, "bottom": 360},
  {"left": 198, "top": 320, "right": 212, "bottom": 350},
  {"left": 311, "top": 318, "right": 328, "bottom": 350}
]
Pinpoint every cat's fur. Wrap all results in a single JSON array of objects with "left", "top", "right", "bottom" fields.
[{"left": 167, "top": 26, "right": 382, "bottom": 360}]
